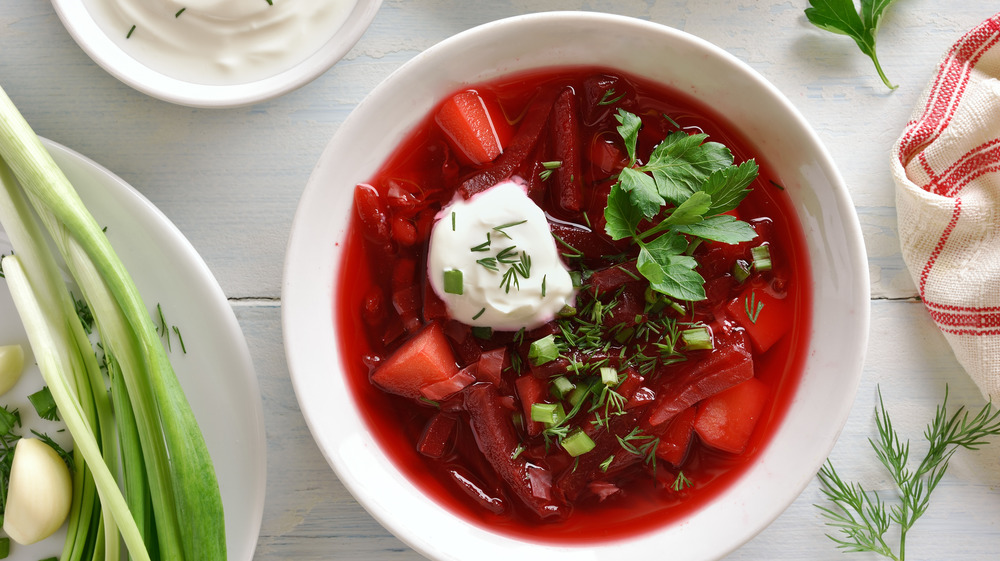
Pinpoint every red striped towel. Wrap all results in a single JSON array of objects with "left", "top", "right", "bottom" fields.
[{"left": 892, "top": 13, "right": 1000, "bottom": 401}]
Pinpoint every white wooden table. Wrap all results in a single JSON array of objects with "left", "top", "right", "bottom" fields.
[{"left": 3, "top": 1, "right": 1000, "bottom": 559}]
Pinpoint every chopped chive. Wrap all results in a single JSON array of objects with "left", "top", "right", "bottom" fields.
[
  {"left": 175, "top": 7, "right": 186, "bottom": 17},
  {"left": 472, "top": 307, "right": 486, "bottom": 321},
  {"left": 541, "top": 274, "right": 547, "bottom": 298},
  {"left": 681, "top": 325, "right": 714, "bottom": 351},
  {"left": 562, "top": 429, "right": 596, "bottom": 457},
  {"left": 528, "top": 334, "right": 559, "bottom": 366},
  {"left": 471, "top": 326, "right": 492, "bottom": 339},
  {"left": 451, "top": 211, "right": 456, "bottom": 231},
  {"left": 126, "top": 24, "right": 136, "bottom": 38},
  {"left": 172, "top": 325, "right": 187, "bottom": 353},
  {"left": 769, "top": 179, "right": 786, "bottom": 191},
  {"left": 443, "top": 269, "right": 463, "bottom": 295},
  {"left": 0, "top": 537, "right": 9, "bottom": 557},
  {"left": 751, "top": 244, "right": 772, "bottom": 271},
  {"left": 663, "top": 113, "right": 681, "bottom": 129},
  {"left": 265, "top": 0, "right": 273, "bottom": 5}
]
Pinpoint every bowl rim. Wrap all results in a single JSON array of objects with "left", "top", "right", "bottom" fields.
[
  {"left": 283, "top": 10, "right": 870, "bottom": 561},
  {"left": 49, "top": 0, "right": 384, "bottom": 108}
]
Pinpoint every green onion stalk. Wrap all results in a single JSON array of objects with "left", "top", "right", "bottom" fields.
[{"left": 0, "top": 84, "right": 225, "bottom": 561}]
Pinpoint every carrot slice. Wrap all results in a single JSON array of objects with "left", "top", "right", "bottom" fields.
[{"left": 370, "top": 322, "right": 458, "bottom": 399}]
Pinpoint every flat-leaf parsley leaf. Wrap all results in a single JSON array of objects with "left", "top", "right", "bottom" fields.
[
  {"left": 603, "top": 109, "right": 758, "bottom": 302},
  {"left": 804, "top": 0, "right": 901, "bottom": 89}
]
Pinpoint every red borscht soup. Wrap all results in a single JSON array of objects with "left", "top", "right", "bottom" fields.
[{"left": 337, "top": 66, "right": 812, "bottom": 542}]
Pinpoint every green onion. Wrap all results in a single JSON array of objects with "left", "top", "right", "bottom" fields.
[
  {"left": 732, "top": 258, "right": 751, "bottom": 283},
  {"left": 751, "top": 244, "right": 772, "bottom": 272},
  {"left": 528, "top": 334, "right": 559, "bottom": 366},
  {"left": 530, "top": 402, "right": 560, "bottom": 424},
  {"left": 600, "top": 367, "right": 619, "bottom": 386},
  {"left": 550, "top": 376, "right": 575, "bottom": 399},
  {"left": 471, "top": 326, "right": 492, "bottom": 339},
  {"left": 681, "top": 325, "right": 714, "bottom": 351},
  {"left": 27, "top": 386, "right": 58, "bottom": 421},
  {"left": 561, "top": 430, "right": 596, "bottom": 457},
  {"left": 443, "top": 269, "right": 463, "bottom": 295},
  {"left": 0, "top": 86, "right": 224, "bottom": 561},
  {"left": 567, "top": 385, "right": 591, "bottom": 409}
]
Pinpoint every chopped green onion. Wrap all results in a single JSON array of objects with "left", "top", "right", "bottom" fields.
[
  {"left": 681, "top": 325, "right": 714, "bottom": 351},
  {"left": 600, "top": 367, "right": 619, "bottom": 386},
  {"left": 751, "top": 244, "right": 772, "bottom": 272},
  {"left": 561, "top": 430, "right": 596, "bottom": 457},
  {"left": 511, "top": 443, "right": 525, "bottom": 460},
  {"left": 567, "top": 385, "right": 591, "bottom": 408},
  {"left": 443, "top": 269, "right": 463, "bottom": 295},
  {"left": 557, "top": 304, "right": 577, "bottom": 319},
  {"left": 530, "top": 402, "right": 566, "bottom": 425},
  {"left": 27, "top": 386, "right": 58, "bottom": 421},
  {"left": 528, "top": 334, "right": 559, "bottom": 366},
  {"left": 550, "top": 376, "right": 575, "bottom": 399},
  {"left": 732, "top": 259, "right": 751, "bottom": 283},
  {"left": 0, "top": 536, "right": 8, "bottom": 558}
]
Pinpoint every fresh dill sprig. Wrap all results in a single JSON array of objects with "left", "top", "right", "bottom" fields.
[{"left": 816, "top": 386, "right": 1000, "bottom": 561}]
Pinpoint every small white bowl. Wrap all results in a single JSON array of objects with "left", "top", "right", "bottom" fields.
[
  {"left": 284, "top": 11, "right": 869, "bottom": 561},
  {"left": 50, "top": 0, "right": 382, "bottom": 108}
]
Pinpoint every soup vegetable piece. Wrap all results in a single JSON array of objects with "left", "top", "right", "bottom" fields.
[{"left": 339, "top": 67, "right": 811, "bottom": 540}]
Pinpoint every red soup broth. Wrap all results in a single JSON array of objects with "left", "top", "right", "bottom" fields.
[{"left": 335, "top": 66, "right": 812, "bottom": 543}]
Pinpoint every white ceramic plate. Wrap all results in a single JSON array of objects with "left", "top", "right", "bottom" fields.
[
  {"left": 0, "top": 139, "right": 266, "bottom": 559},
  {"left": 49, "top": 0, "right": 382, "bottom": 108},
  {"left": 284, "top": 12, "right": 869, "bottom": 561}
]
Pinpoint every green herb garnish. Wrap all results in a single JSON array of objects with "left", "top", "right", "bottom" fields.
[
  {"left": 744, "top": 291, "right": 764, "bottom": 324},
  {"left": 604, "top": 109, "right": 758, "bottom": 302},
  {"left": 816, "top": 387, "right": 1000, "bottom": 560},
  {"left": 804, "top": 0, "right": 900, "bottom": 89}
]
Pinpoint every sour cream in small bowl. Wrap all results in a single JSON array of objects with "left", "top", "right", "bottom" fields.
[{"left": 50, "top": 0, "right": 382, "bottom": 107}]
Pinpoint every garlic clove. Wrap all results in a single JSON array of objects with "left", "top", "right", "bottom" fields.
[
  {"left": 2, "top": 437, "right": 72, "bottom": 545},
  {"left": 0, "top": 344, "right": 24, "bottom": 396}
]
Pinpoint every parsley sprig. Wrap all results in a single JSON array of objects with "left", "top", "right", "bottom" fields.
[
  {"left": 603, "top": 109, "right": 758, "bottom": 302},
  {"left": 805, "top": 0, "right": 901, "bottom": 90},
  {"left": 816, "top": 387, "right": 1000, "bottom": 560}
]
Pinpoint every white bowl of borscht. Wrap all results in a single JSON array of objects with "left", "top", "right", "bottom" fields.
[{"left": 283, "top": 11, "right": 869, "bottom": 561}]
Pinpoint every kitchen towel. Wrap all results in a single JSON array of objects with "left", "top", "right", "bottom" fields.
[{"left": 892, "top": 13, "right": 1000, "bottom": 401}]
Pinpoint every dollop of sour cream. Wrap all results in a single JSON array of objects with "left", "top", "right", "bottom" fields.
[
  {"left": 427, "top": 181, "right": 576, "bottom": 331},
  {"left": 82, "top": 0, "right": 358, "bottom": 85}
]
